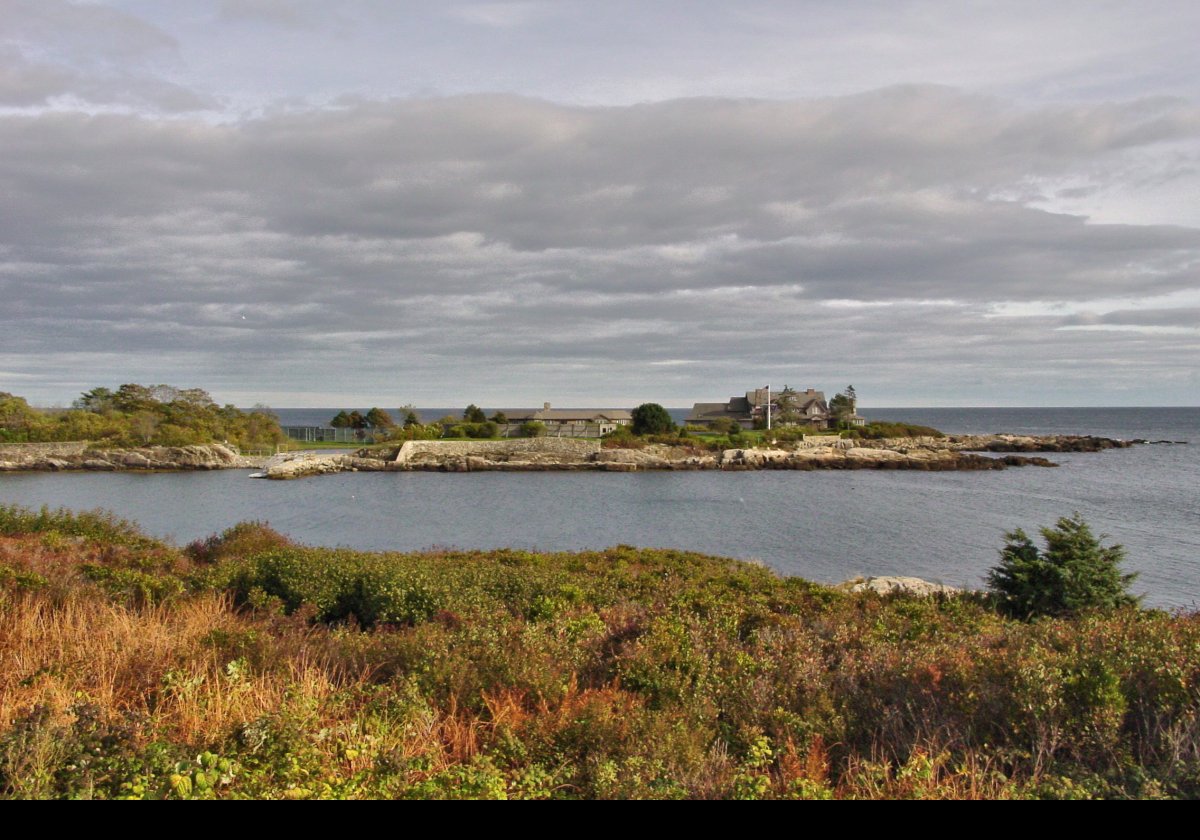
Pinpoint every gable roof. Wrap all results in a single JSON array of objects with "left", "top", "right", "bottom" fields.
[
  {"left": 505, "top": 408, "right": 632, "bottom": 422},
  {"left": 689, "top": 387, "right": 829, "bottom": 423}
]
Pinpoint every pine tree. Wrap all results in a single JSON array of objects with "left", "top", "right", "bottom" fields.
[{"left": 987, "top": 513, "right": 1139, "bottom": 619}]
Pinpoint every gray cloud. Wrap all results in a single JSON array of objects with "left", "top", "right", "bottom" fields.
[
  {"left": 2, "top": 89, "right": 1199, "bottom": 405},
  {"left": 217, "top": 0, "right": 325, "bottom": 28},
  {"left": 0, "top": 0, "right": 214, "bottom": 111}
]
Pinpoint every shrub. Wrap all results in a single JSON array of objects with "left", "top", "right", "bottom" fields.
[
  {"left": 987, "top": 513, "right": 1139, "bottom": 619},
  {"left": 186, "top": 522, "right": 292, "bottom": 564},
  {"left": 519, "top": 421, "right": 545, "bottom": 438},
  {"left": 465, "top": 421, "right": 498, "bottom": 439},
  {"left": 601, "top": 426, "right": 648, "bottom": 449},
  {"left": 630, "top": 403, "right": 675, "bottom": 436},
  {"left": 845, "top": 422, "right": 945, "bottom": 440},
  {"left": 0, "top": 504, "right": 161, "bottom": 549}
]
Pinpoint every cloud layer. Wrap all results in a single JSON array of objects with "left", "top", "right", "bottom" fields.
[
  {"left": 3, "top": 87, "right": 1198, "bottom": 406},
  {"left": 2, "top": 3, "right": 1198, "bottom": 406}
]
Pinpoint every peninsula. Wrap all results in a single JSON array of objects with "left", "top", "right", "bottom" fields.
[
  {"left": 255, "top": 434, "right": 1130, "bottom": 479},
  {"left": 0, "top": 383, "right": 1158, "bottom": 478}
]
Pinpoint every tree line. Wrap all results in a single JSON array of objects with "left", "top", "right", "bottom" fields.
[{"left": 0, "top": 384, "right": 285, "bottom": 450}]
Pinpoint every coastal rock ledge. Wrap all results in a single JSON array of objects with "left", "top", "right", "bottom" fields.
[
  {"left": 0, "top": 442, "right": 255, "bottom": 472},
  {"left": 839, "top": 576, "right": 964, "bottom": 597}
]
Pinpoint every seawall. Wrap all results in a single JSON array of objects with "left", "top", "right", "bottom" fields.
[{"left": 396, "top": 438, "right": 601, "bottom": 465}]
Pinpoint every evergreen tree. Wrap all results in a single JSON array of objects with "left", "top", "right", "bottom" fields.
[
  {"left": 829, "top": 386, "right": 857, "bottom": 424},
  {"left": 988, "top": 513, "right": 1139, "bottom": 619}
]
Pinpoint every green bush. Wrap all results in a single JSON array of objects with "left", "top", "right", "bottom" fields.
[
  {"left": 464, "top": 421, "right": 498, "bottom": 439},
  {"left": 630, "top": 403, "right": 675, "bottom": 436},
  {"left": 709, "top": 417, "right": 741, "bottom": 435},
  {"left": 987, "top": 513, "right": 1139, "bottom": 619},
  {"left": 0, "top": 504, "right": 161, "bottom": 549},
  {"left": 218, "top": 548, "right": 441, "bottom": 628},
  {"left": 845, "top": 422, "right": 945, "bottom": 440},
  {"left": 519, "top": 421, "right": 545, "bottom": 438}
]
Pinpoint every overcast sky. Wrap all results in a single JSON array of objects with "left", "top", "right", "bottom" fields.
[{"left": 3, "top": 1, "right": 1198, "bottom": 407}]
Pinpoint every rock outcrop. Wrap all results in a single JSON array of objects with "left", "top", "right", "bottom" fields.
[
  {"left": 947, "top": 434, "right": 1135, "bottom": 453},
  {"left": 257, "top": 451, "right": 389, "bottom": 479},
  {"left": 0, "top": 443, "right": 257, "bottom": 472},
  {"left": 840, "top": 576, "right": 964, "bottom": 597}
]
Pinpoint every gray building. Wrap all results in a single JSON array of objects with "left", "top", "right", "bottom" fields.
[
  {"left": 500, "top": 403, "right": 633, "bottom": 438},
  {"left": 687, "top": 386, "right": 832, "bottom": 429}
]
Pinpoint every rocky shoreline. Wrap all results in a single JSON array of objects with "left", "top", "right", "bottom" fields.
[
  {"left": 0, "top": 443, "right": 260, "bottom": 472},
  {"left": 0, "top": 434, "right": 1152, "bottom": 479}
]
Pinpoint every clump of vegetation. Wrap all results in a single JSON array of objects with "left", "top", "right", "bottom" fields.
[
  {"left": 0, "top": 506, "right": 1194, "bottom": 799},
  {"left": 186, "top": 521, "right": 294, "bottom": 564},
  {"left": 828, "top": 385, "right": 858, "bottom": 426},
  {"left": 844, "top": 421, "right": 946, "bottom": 440},
  {"left": 630, "top": 403, "right": 675, "bottom": 436},
  {"left": 0, "top": 385, "right": 284, "bottom": 450},
  {"left": 0, "top": 504, "right": 161, "bottom": 549},
  {"left": 988, "top": 513, "right": 1139, "bottom": 619},
  {"left": 519, "top": 420, "right": 546, "bottom": 438}
]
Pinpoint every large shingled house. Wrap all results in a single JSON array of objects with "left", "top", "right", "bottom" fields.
[{"left": 687, "top": 386, "right": 832, "bottom": 430}]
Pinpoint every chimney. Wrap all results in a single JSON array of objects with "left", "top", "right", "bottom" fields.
[{"left": 544, "top": 402, "right": 551, "bottom": 411}]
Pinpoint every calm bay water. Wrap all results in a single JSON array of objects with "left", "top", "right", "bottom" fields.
[{"left": 2, "top": 407, "right": 1197, "bottom": 608}]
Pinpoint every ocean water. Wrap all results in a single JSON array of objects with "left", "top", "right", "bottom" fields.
[{"left": 1, "top": 407, "right": 1196, "bottom": 608}]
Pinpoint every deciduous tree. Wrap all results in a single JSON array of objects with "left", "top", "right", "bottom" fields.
[
  {"left": 631, "top": 403, "right": 675, "bottom": 436},
  {"left": 366, "top": 407, "right": 395, "bottom": 429}
]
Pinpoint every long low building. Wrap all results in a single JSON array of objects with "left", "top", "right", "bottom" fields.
[{"left": 500, "top": 403, "right": 633, "bottom": 438}]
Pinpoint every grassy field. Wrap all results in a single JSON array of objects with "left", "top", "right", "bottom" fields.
[{"left": 2, "top": 505, "right": 1197, "bottom": 799}]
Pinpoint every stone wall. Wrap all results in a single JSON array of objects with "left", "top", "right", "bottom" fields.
[{"left": 396, "top": 437, "right": 600, "bottom": 464}]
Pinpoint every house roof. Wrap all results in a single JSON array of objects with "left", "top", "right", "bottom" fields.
[
  {"left": 749, "top": 388, "right": 827, "bottom": 405},
  {"left": 689, "top": 387, "right": 829, "bottom": 423},
  {"left": 686, "top": 402, "right": 738, "bottom": 421},
  {"left": 505, "top": 408, "right": 632, "bottom": 422},
  {"left": 687, "top": 397, "right": 754, "bottom": 422}
]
